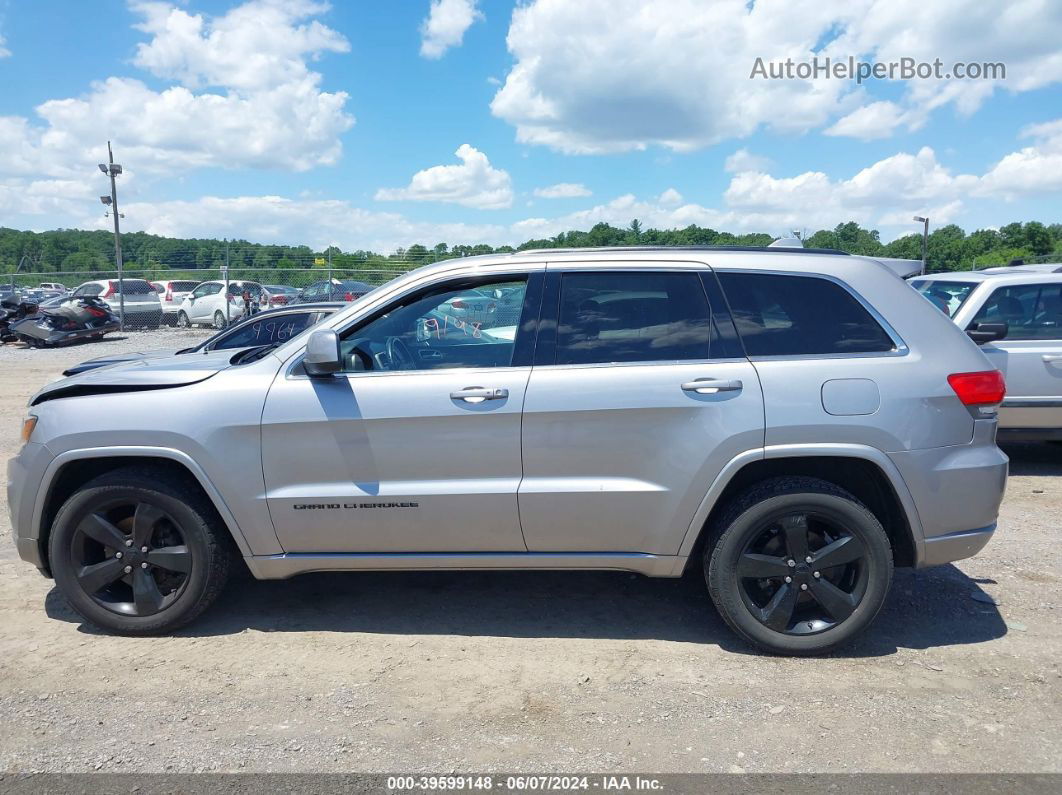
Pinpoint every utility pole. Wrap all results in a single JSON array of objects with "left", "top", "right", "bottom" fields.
[
  {"left": 913, "top": 215, "right": 929, "bottom": 275},
  {"left": 99, "top": 142, "right": 125, "bottom": 329},
  {"left": 224, "top": 239, "right": 231, "bottom": 325}
]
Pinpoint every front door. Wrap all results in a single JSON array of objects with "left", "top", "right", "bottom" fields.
[
  {"left": 970, "top": 282, "right": 1062, "bottom": 429},
  {"left": 261, "top": 270, "right": 542, "bottom": 553},
  {"left": 518, "top": 267, "right": 765, "bottom": 555}
]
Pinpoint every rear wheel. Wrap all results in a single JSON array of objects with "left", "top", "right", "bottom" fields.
[
  {"left": 49, "top": 468, "right": 232, "bottom": 635},
  {"left": 175, "top": 311, "right": 190, "bottom": 328},
  {"left": 705, "top": 476, "right": 892, "bottom": 656},
  {"left": 213, "top": 311, "right": 227, "bottom": 330}
]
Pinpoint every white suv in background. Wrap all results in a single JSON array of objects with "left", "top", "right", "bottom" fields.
[
  {"left": 151, "top": 279, "right": 201, "bottom": 325},
  {"left": 912, "top": 269, "right": 1062, "bottom": 440},
  {"left": 175, "top": 280, "right": 267, "bottom": 329},
  {"left": 68, "top": 279, "right": 163, "bottom": 328}
]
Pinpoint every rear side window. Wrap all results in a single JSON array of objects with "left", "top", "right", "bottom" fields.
[
  {"left": 718, "top": 272, "right": 895, "bottom": 356},
  {"left": 555, "top": 272, "right": 712, "bottom": 365},
  {"left": 971, "top": 283, "right": 1062, "bottom": 340}
]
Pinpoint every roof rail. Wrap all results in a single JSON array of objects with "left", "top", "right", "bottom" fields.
[{"left": 510, "top": 245, "right": 850, "bottom": 257}]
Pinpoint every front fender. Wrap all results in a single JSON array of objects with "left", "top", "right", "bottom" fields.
[{"left": 31, "top": 446, "right": 261, "bottom": 561}]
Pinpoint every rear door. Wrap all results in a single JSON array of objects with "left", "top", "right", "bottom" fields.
[
  {"left": 518, "top": 264, "right": 764, "bottom": 555},
  {"left": 968, "top": 281, "right": 1062, "bottom": 429}
]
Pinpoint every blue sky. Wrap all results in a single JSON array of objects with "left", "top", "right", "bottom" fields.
[{"left": 1, "top": 0, "right": 1060, "bottom": 251}]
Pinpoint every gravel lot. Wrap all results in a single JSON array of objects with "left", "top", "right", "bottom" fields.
[{"left": 0, "top": 332, "right": 1059, "bottom": 774}]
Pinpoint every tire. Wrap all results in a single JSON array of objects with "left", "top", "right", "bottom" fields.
[
  {"left": 213, "top": 311, "right": 227, "bottom": 330},
  {"left": 175, "top": 311, "right": 190, "bottom": 328},
  {"left": 48, "top": 467, "right": 232, "bottom": 635},
  {"left": 704, "top": 476, "right": 893, "bottom": 656}
]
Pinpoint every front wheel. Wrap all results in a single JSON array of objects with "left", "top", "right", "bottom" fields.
[
  {"left": 705, "top": 476, "right": 893, "bottom": 656},
  {"left": 212, "top": 311, "right": 227, "bottom": 330},
  {"left": 175, "top": 311, "right": 190, "bottom": 328},
  {"left": 49, "top": 467, "right": 232, "bottom": 635}
]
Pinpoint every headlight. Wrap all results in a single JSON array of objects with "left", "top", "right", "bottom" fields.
[{"left": 20, "top": 416, "right": 37, "bottom": 444}]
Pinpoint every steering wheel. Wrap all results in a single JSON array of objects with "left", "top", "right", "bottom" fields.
[{"left": 385, "top": 335, "right": 415, "bottom": 370}]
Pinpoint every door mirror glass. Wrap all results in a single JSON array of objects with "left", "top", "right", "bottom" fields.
[
  {"left": 304, "top": 328, "right": 342, "bottom": 376},
  {"left": 966, "top": 322, "right": 1008, "bottom": 345}
]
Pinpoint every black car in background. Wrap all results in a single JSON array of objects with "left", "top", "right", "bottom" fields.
[
  {"left": 63, "top": 302, "right": 343, "bottom": 376},
  {"left": 295, "top": 279, "right": 373, "bottom": 304}
]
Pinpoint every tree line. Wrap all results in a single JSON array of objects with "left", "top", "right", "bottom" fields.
[{"left": 1, "top": 219, "right": 1060, "bottom": 277}]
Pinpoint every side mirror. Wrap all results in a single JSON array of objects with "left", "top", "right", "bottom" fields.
[
  {"left": 304, "top": 328, "right": 342, "bottom": 376},
  {"left": 966, "top": 322, "right": 1008, "bottom": 345}
]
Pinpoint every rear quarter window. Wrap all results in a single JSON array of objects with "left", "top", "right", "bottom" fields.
[{"left": 717, "top": 272, "right": 895, "bottom": 356}]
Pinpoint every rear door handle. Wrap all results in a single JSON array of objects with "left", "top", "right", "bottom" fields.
[
  {"left": 681, "top": 378, "right": 743, "bottom": 394},
  {"left": 450, "top": 387, "right": 509, "bottom": 402},
  {"left": 1043, "top": 355, "right": 1062, "bottom": 363}
]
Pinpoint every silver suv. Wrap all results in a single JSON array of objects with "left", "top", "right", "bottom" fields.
[{"left": 8, "top": 248, "right": 1009, "bottom": 655}]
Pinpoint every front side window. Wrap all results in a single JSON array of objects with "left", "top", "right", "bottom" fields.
[
  {"left": 554, "top": 271, "right": 712, "bottom": 365},
  {"left": 338, "top": 277, "right": 529, "bottom": 372},
  {"left": 910, "top": 279, "right": 977, "bottom": 317},
  {"left": 971, "top": 283, "right": 1062, "bottom": 340},
  {"left": 212, "top": 312, "right": 318, "bottom": 350},
  {"left": 718, "top": 272, "right": 895, "bottom": 356}
]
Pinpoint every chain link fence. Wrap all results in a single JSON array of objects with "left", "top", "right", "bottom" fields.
[{"left": 6, "top": 266, "right": 412, "bottom": 293}]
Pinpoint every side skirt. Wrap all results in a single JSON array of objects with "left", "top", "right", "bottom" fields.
[{"left": 245, "top": 551, "right": 687, "bottom": 580}]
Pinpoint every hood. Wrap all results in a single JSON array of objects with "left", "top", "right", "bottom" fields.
[
  {"left": 32, "top": 348, "right": 236, "bottom": 406},
  {"left": 63, "top": 349, "right": 179, "bottom": 376}
]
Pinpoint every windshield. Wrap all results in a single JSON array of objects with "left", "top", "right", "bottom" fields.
[{"left": 910, "top": 279, "right": 977, "bottom": 317}]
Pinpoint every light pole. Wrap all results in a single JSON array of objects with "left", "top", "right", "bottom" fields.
[
  {"left": 913, "top": 215, "right": 929, "bottom": 275},
  {"left": 99, "top": 142, "right": 125, "bottom": 330}
]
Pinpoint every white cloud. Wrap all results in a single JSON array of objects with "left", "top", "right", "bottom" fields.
[
  {"left": 0, "top": 33, "right": 10, "bottom": 58},
  {"left": 824, "top": 101, "right": 911, "bottom": 140},
  {"left": 420, "top": 0, "right": 483, "bottom": 59},
  {"left": 491, "top": 0, "right": 1062, "bottom": 152},
  {"left": 978, "top": 119, "right": 1062, "bottom": 198},
  {"left": 724, "top": 149, "right": 772, "bottom": 174},
  {"left": 658, "top": 188, "right": 683, "bottom": 205},
  {"left": 533, "top": 182, "right": 591, "bottom": 198},
  {"left": 0, "top": 0, "right": 353, "bottom": 181},
  {"left": 374, "top": 144, "right": 513, "bottom": 209}
]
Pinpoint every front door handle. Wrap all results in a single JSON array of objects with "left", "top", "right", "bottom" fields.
[
  {"left": 681, "top": 378, "right": 743, "bottom": 394},
  {"left": 1043, "top": 354, "right": 1062, "bottom": 364},
  {"left": 450, "top": 386, "right": 509, "bottom": 402}
]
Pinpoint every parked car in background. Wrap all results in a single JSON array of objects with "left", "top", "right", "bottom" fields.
[
  {"left": 12, "top": 246, "right": 1008, "bottom": 654},
  {"left": 63, "top": 302, "right": 342, "bottom": 375},
  {"left": 151, "top": 279, "right": 201, "bottom": 325},
  {"left": 38, "top": 282, "right": 68, "bottom": 293},
  {"left": 69, "top": 279, "right": 163, "bottom": 328},
  {"left": 911, "top": 271, "right": 1062, "bottom": 440},
  {"left": 264, "top": 284, "right": 300, "bottom": 306},
  {"left": 295, "top": 279, "right": 372, "bottom": 304},
  {"left": 175, "top": 280, "right": 266, "bottom": 329}
]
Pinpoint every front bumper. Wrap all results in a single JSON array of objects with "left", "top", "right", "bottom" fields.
[
  {"left": 8, "top": 441, "right": 53, "bottom": 573},
  {"left": 888, "top": 419, "right": 1008, "bottom": 568}
]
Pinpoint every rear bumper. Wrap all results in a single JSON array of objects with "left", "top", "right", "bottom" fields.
[
  {"left": 888, "top": 419, "right": 1008, "bottom": 568},
  {"left": 920, "top": 525, "right": 995, "bottom": 568}
]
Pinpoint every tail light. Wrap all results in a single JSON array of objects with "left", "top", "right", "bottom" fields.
[
  {"left": 948, "top": 370, "right": 1006, "bottom": 406},
  {"left": 343, "top": 292, "right": 353, "bottom": 301},
  {"left": 451, "top": 299, "right": 467, "bottom": 309},
  {"left": 101, "top": 281, "right": 115, "bottom": 298}
]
